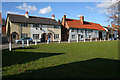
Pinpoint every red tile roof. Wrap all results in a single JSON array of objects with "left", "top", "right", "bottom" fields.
[
  {"left": 0, "top": 13, "right": 2, "bottom": 24},
  {"left": 65, "top": 18, "right": 105, "bottom": 31}
]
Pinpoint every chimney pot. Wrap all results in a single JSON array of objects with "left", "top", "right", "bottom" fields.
[
  {"left": 51, "top": 15, "right": 55, "bottom": 19},
  {"left": 80, "top": 15, "right": 84, "bottom": 24},
  {"left": 25, "top": 11, "right": 29, "bottom": 18},
  {"left": 58, "top": 19, "right": 60, "bottom": 23},
  {"left": 63, "top": 14, "right": 66, "bottom": 19}
]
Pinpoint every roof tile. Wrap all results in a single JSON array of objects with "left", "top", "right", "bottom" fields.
[{"left": 65, "top": 18, "right": 105, "bottom": 31}]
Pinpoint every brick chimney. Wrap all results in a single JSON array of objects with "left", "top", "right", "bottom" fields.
[
  {"left": 58, "top": 19, "right": 60, "bottom": 24},
  {"left": 108, "top": 25, "right": 110, "bottom": 28},
  {"left": 80, "top": 15, "right": 84, "bottom": 24},
  {"left": 51, "top": 15, "right": 55, "bottom": 19},
  {"left": 25, "top": 11, "right": 29, "bottom": 18},
  {"left": 62, "top": 14, "right": 66, "bottom": 26}
]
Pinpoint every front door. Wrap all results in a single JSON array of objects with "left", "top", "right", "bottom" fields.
[
  {"left": 99, "top": 31, "right": 102, "bottom": 40},
  {"left": 41, "top": 33, "right": 46, "bottom": 42},
  {"left": 12, "top": 33, "right": 17, "bottom": 43},
  {"left": 78, "top": 34, "right": 81, "bottom": 41}
]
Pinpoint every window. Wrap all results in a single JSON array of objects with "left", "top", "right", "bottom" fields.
[
  {"left": 95, "top": 31, "right": 97, "bottom": 33},
  {"left": 33, "top": 34, "right": 39, "bottom": 39},
  {"left": 89, "top": 35, "right": 91, "bottom": 38},
  {"left": 71, "top": 29, "right": 74, "bottom": 32},
  {"left": 22, "top": 34, "right": 28, "bottom": 38},
  {"left": 33, "top": 24, "right": 39, "bottom": 27},
  {"left": 72, "top": 35, "right": 75, "bottom": 39},
  {"left": 54, "top": 25, "right": 59, "bottom": 28},
  {"left": 88, "top": 30, "right": 92, "bottom": 33},
  {"left": 20, "top": 23, "right": 28, "bottom": 27},
  {"left": 81, "top": 30, "right": 83, "bottom": 33},
  {"left": 54, "top": 34, "right": 59, "bottom": 39},
  {"left": 81, "top": 35, "right": 84, "bottom": 38}
]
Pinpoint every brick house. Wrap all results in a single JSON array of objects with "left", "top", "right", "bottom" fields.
[
  {"left": 6, "top": 12, "right": 61, "bottom": 43},
  {"left": 61, "top": 14, "right": 106, "bottom": 41}
]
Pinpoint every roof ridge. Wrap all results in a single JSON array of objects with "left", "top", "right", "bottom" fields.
[
  {"left": 66, "top": 18, "right": 100, "bottom": 25},
  {"left": 8, "top": 13, "right": 53, "bottom": 20}
]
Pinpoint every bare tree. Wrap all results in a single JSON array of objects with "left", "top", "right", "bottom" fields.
[{"left": 105, "top": 1, "right": 120, "bottom": 38}]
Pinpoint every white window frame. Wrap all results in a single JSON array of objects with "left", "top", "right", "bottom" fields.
[
  {"left": 33, "top": 34, "right": 39, "bottom": 39},
  {"left": 20, "top": 23, "right": 28, "bottom": 27},
  {"left": 22, "top": 34, "right": 28, "bottom": 38},
  {"left": 54, "top": 34, "right": 59, "bottom": 39}
]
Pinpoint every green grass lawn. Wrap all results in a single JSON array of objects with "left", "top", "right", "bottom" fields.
[{"left": 2, "top": 41, "right": 120, "bottom": 78}]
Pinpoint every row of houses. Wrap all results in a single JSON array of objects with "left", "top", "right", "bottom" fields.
[{"left": 1, "top": 12, "right": 119, "bottom": 43}]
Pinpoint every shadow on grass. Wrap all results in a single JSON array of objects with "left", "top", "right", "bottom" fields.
[
  {"left": 2, "top": 49, "right": 65, "bottom": 67},
  {"left": 11, "top": 46, "right": 36, "bottom": 50},
  {"left": 3, "top": 58, "right": 120, "bottom": 79}
]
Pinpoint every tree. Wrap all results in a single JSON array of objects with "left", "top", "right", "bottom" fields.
[{"left": 106, "top": 1, "right": 120, "bottom": 38}]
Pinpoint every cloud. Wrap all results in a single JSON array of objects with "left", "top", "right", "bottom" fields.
[
  {"left": 77, "top": 15, "right": 83, "bottom": 17},
  {"left": 97, "top": 0, "right": 119, "bottom": 8},
  {"left": 16, "top": 3, "right": 37, "bottom": 12},
  {"left": 96, "top": 0, "right": 120, "bottom": 14},
  {"left": 39, "top": 6, "right": 52, "bottom": 14},
  {"left": 7, "top": 11, "right": 19, "bottom": 14},
  {"left": 86, "top": 6, "right": 96, "bottom": 11}
]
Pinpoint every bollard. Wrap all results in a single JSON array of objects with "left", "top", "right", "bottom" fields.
[
  {"left": 100, "top": 39, "right": 101, "bottom": 41},
  {"left": 35, "top": 40, "right": 37, "bottom": 45},
  {"left": 47, "top": 40, "right": 49, "bottom": 44},
  {"left": 58, "top": 39, "right": 61, "bottom": 43},
  {"left": 84, "top": 39, "right": 85, "bottom": 42},
  {"left": 9, "top": 41, "right": 12, "bottom": 51},
  {"left": 27, "top": 40, "right": 29, "bottom": 46},
  {"left": 104, "top": 38, "right": 106, "bottom": 41},
  {"left": 68, "top": 39, "right": 70, "bottom": 43},
  {"left": 90, "top": 39, "right": 92, "bottom": 42},
  {"left": 77, "top": 39, "right": 78, "bottom": 42},
  {"left": 22, "top": 40, "right": 24, "bottom": 47},
  {"left": 77, "top": 34, "right": 78, "bottom": 42},
  {"left": 96, "top": 39, "right": 97, "bottom": 42}
]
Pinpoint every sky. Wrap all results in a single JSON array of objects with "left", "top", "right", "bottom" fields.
[{"left": 2, "top": 2, "right": 112, "bottom": 27}]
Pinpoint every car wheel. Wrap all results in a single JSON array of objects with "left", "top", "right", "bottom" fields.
[
  {"left": 18, "top": 41, "right": 21, "bottom": 44},
  {"left": 29, "top": 41, "right": 32, "bottom": 44}
]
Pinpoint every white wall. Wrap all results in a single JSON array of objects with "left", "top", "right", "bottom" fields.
[
  {"left": 31, "top": 24, "right": 46, "bottom": 42},
  {"left": 93, "top": 30, "right": 99, "bottom": 38},
  {"left": 70, "top": 29, "right": 106, "bottom": 41}
]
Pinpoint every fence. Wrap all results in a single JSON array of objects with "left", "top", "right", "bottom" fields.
[{"left": 8, "top": 38, "right": 119, "bottom": 51}]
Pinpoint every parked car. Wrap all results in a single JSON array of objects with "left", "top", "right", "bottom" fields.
[{"left": 15, "top": 37, "right": 33, "bottom": 44}]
